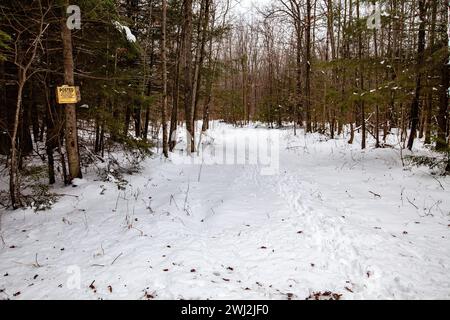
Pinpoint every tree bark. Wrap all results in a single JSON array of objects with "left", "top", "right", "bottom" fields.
[
  {"left": 305, "top": 0, "right": 312, "bottom": 133},
  {"left": 407, "top": 0, "right": 427, "bottom": 150},
  {"left": 192, "top": 0, "right": 211, "bottom": 132},
  {"left": 9, "top": 71, "right": 25, "bottom": 208},
  {"left": 357, "top": 0, "right": 366, "bottom": 149},
  {"left": 169, "top": 36, "right": 181, "bottom": 151},
  {"left": 424, "top": 0, "right": 437, "bottom": 145},
  {"left": 61, "top": 0, "right": 82, "bottom": 181},
  {"left": 436, "top": 1, "right": 449, "bottom": 152},
  {"left": 183, "top": 0, "right": 195, "bottom": 153},
  {"left": 161, "top": 0, "right": 169, "bottom": 158}
]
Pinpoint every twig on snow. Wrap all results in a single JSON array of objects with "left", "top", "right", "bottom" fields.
[
  {"left": 183, "top": 181, "right": 191, "bottom": 215},
  {"left": 429, "top": 174, "right": 445, "bottom": 191},
  {"left": 198, "top": 161, "right": 204, "bottom": 182},
  {"left": 111, "top": 252, "right": 123, "bottom": 265},
  {"left": 53, "top": 193, "right": 79, "bottom": 198},
  {"left": 131, "top": 226, "right": 145, "bottom": 236},
  {"left": 369, "top": 191, "right": 381, "bottom": 198},
  {"left": 169, "top": 195, "right": 179, "bottom": 210},
  {"left": 426, "top": 200, "right": 442, "bottom": 217},
  {"left": 406, "top": 197, "right": 419, "bottom": 210},
  {"left": 33, "top": 253, "right": 41, "bottom": 268}
]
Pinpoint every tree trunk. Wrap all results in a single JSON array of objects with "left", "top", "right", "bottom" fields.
[
  {"left": 305, "top": 0, "right": 312, "bottom": 133},
  {"left": 407, "top": 0, "right": 427, "bottom": 150},
  {"left": 357, "top": 0, "right": 366, "bottom": 149},
  {"left": 9, "top": 71, "right": 25, "bottom": 209},
  {"left": 169, "top": 37, "right": 181, "bottom": 151},
  {"left": 134, "top": 104, "right": 141, "bottom": 138},
  {"left": 183, "top": 0, "right": 195, "bottom": 153},
  {"left": 202, "top": 7, "right": 216, "bottom": 132},
  {"left": 143, "top": 47, "right": 154, "bottom": 140},
  {"left": 31, "top": 102, "right": 39, "bottom": 142},
  {"left": 295, "top": 25, "right": 303, "bottom": 133},
  {"left": 436, "top": 0, "right": 449, "bottom": 152},
  {"left": 374, "top": 26, "right": 380, "bottom": 148},
  {"left": 424, "top": 0, "right": 437, "bottom": 145},
  {"left": 161, "top": 0, "right": 169, "bottom": 158},
  {"left": 61, "top": 1, "right": 82, "bottom": 181},
  {"left": 45, "top": 98, "right": 57, "bottom": 185},
  {"left": 124, "top": 105, "right": 131, "bottom": 137},
  {"left": 192, "top": 0, "right": 211, "bottom": 133}
]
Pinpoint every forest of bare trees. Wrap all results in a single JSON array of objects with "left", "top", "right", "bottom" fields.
[
  {"left": 0, "top": 0, "right": 449, "bottom": 209},
  {"left": 1, "top": 0, "right": 450, "bottom": 303}
]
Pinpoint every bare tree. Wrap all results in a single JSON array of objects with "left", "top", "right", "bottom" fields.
[{"left": 2, "top": 0, "right": 50, "bottom": 208}]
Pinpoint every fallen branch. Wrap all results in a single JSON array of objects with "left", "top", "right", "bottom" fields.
[
  {"left": 169, "top": 195, "right": 179, "bottom": 210},
  {"left": 54, "top": 193, "right": 79, "bottom": 198},
  {"left": 406, "top": 197, "right": 419, "bottom": 209},
  {"left": 430, "top": 174, "right": 445, "bottom": 191},
  {"left": 111, "top": 252, "right": 123, "bottom": 265},
  {"left": 369, "top": 191, "right": 381, "bottom": 198}
]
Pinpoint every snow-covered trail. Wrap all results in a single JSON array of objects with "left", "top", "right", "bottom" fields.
[{"left": 0, "top": 124, "right": 449, "bottom": 300}]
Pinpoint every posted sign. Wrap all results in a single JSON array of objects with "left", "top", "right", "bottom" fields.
[{"left": 56, "top": 85, "right": 80, "bottom": 104}]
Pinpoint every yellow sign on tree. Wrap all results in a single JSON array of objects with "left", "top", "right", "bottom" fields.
[{"left": 56, "top": 85, "right": 80, "bottom": 104}]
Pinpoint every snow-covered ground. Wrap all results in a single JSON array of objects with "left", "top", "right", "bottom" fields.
[{"left": 0, "top": 123, "right": 449, "bottom": 300}]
